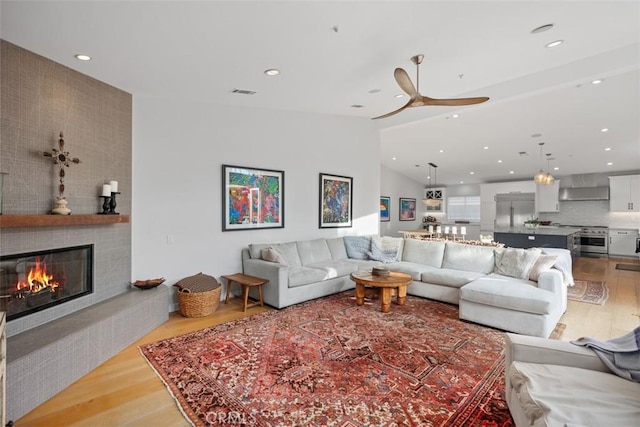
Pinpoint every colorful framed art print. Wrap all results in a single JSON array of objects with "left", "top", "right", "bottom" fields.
[{"left": 222, "top": 164, "right": 284, "bottom": 231}]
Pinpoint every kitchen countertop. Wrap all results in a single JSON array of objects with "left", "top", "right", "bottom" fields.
[{"left": 494, "top": 226, "right": 582, "bottom": 236}]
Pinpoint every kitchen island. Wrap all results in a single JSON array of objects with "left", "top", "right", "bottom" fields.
[{"left": 494, "top": 226, "right": 581, "bottom": 255}]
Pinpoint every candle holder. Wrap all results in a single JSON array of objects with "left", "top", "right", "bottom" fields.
[
  {"left": 98, "top": 196, "right": 111, "bottom": 214},
  {"left": 109, "top": 192, "right": 120, "bottom": 215}
]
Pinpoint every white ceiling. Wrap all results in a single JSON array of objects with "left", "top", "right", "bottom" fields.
[{"left": 2, "top": 1, "right": 639, "bottom": 186}]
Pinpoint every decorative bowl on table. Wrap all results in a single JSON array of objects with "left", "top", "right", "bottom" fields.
[
  {"left": 132, "top": 277, "right": 166, "bottom": 290},
  {"left": 372, "top": 267, "right": 390, "bottom": 277}
]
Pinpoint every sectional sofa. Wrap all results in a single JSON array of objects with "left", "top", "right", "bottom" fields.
[{"left": 241, "top": 236, "right": 573, "bottom": 338}]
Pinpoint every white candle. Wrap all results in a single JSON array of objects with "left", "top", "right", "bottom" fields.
[
  {"left": 444, "top": 226, "right": 450, "bottom": 234},
  {"left": 452, "top": 226, "right": 458, "bottom": 234},
  {"left": 109, "top": 180, "right": 118, "bottom": 193},
  {"left": 436, "top": 226, "right": 442, "bottom": 233},
  {"left": 101, "top": 184, "right": 111, "bottom": 197},
  {"left": 428, "top": 225, "right": 434, "bottom": 233},
  {"left": 461, "top": 226, "right": 467, "bottom": 235}
]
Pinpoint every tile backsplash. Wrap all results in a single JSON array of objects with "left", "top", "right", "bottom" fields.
[{"left": 539, "top": 200, "right": 640, "bottom": 229}]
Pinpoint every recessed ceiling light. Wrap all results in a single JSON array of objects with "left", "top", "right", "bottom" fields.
[
  {"left": 591, "top": 79, "right": 603, "bottom": 85},
  {"left": 452, "top": 114, "right": 459, "bottom": 118},
  {"left": 545, "top": 40, "right": 564, "bottom": 48},
  {"left": 554, "top": 167, "right": 559, "bottom": 171},
  {"left": 74, "top": 54, "right": 91, "bottom": 61},
  {"left": 604, "top": 147, "right": 611, "bottom": 151},
  {"left": 531, "top": 24, "right": 554, "bottom": 34},
  {"left": 509, "top": 170, "right": 515, "bottom": 174},
  {"left": 264, "top": 69, "right": 280, "bottom": 76},
  {"left": 607, "top": 162, "right": 613, "bottom": 166},
  {"left": 392, "top": 157, "right": 397, "bottom": 160},
  {"left": 601, "top": 128, "right": 609, "bottom": 132},
  {"left": 483, "top": 146, "right": 489, "bottom": 150},
  {"left": 498, "top": 160, "right": 503, "bottom": 163},
  {"left": 368, "top": 89, "right": 381, "bottom": 94},
  {"left": 470, "top": 172, "right": 474, "bottom": 175},
  {"left": 460, "top": 181, "right": 464, "bottom": 184},
  {"left": 395, "top": 94, "right": 404, "bottom": 98},
  {"left": 439, "top": 149, "right": 444, "bottom": 153}
]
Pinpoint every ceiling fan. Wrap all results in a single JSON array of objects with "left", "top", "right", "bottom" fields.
[{"left": 372, "top": 54, "right": 489, "bottom": 120}]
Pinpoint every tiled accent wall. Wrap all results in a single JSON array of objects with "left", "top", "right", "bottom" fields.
[{"left": 0, "top": 40, "right": 132, "bottom": 337}]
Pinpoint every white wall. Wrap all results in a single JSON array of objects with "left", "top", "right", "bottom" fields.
[
  {"left": 132, "top": 97, "right": 380, "bottom": 304},
  {"left": 380, "top": 165, "right": 425, "bottom": 237}
]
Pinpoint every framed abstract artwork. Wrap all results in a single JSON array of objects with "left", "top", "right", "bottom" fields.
[
  {"left": 319, "top": 173, "right": 353, "bottom": 228},
  {"left": 222, "top": 164, "right": 284, "bottom": 231},
  {"left": 380, "top": 196, "right": 390, "bottom": 222},
  {"left": 399, "top": 197, "right": 416, "bottom": 221}
]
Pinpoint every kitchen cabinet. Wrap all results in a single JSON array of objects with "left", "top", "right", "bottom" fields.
[
  {"left": 424, "top": 187, "right": 445, "bottom": 211},
  {"left": 609, "top": 175, "right": 640, "bottom": 212},
  {"left": 609, "top": 229, "right": 639, "bottom": 257},
  {"left": 536, "top": 180, "right": 560, "bottom": 212}
]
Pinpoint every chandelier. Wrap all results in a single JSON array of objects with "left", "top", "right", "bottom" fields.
[{"left": 533, "top": 142, "right": 554, "bottom": 185}]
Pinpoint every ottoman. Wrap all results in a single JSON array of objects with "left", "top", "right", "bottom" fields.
[{"left": 459, "top": 274, "right": 563, "bottom": 338}]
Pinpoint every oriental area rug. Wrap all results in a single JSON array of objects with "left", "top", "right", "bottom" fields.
[
  {"left": 568, "top": 280, "right": 609, "bottom": 305},
  {"left": 140, "top": 293, "right": 515, "bottom": 426}
]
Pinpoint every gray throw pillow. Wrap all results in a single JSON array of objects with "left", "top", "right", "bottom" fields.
[
  {"left": 261, "top": 247, "right": 288, "bottom": 266},
  {"left": 343, "top": 236, "right": 371, "bottom": 260}
]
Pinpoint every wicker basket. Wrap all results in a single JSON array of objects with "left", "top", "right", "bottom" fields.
[{"left": 177, "top": 284, "right": 221, "bottom": 318}]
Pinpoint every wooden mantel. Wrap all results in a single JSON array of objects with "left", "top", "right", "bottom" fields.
[{"left": 0, "top": 214, "right": 130, "bottom": 228}]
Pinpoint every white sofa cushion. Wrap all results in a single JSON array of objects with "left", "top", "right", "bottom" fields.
[
  {"left": 509, "top": 361, "right": 640, "bottom": 427},
  {"left": 272, "top": 242, "right": 302, "bottom": 267},
  {"left": 385, "top": 261, "right": 440, "bottom": 281},
  {"left": 442, "top": 242, "right": 496, "bottom": 274},
  {"left": 307, "top": 260, "right": 358, "bottom": 279},
  {"left": 297, "top": 238, "right": 332, "bottom": 265},
  {"left": 460, "top": 274, "right": 555, "bottom": 315},
  {"left": 327, "top": 237, "right": 348, "bottom": 260},
  {"left": 288, "top": 266, "right": 329, "bottom": 288},
  {"left": 421, "top": 268, "right": 485, "bottom": 288},
  {"left": 249, "top": 243, "right": 271, "bottom": 259},
  {"left": 401, "top": 239, "right": 445, "bottom": 267}
]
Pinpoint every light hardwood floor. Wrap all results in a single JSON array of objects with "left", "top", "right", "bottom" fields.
[{"left": 14, "top": 255, "right": 640, "bottom": 426}]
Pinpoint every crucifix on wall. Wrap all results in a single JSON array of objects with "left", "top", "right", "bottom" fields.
[{"left": 43, "top": 131, "right": 81, "bottom": 214}]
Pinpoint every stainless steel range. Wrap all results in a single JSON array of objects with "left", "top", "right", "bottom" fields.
[{"left": 577, "top": 226, "right": 609, "bottom": 254}]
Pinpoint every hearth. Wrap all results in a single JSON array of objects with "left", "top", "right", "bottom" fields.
[{"left": 0, "top": 244, "right": 93, "bottom": 321}]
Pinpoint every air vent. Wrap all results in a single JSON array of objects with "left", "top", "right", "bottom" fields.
[{"left": 231, "top": 89, "right": 256, "bottom": 95}]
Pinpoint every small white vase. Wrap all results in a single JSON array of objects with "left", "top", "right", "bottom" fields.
[{"left": 51, "top": 197, "right": 71, "bottom": 215}]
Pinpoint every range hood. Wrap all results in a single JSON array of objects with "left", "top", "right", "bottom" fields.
[
  {"left": 559, "top": 186, "right": 609, "bottom": 201},
  {"left": 558, "top": 173, "right": 610, "bottom": 201}
]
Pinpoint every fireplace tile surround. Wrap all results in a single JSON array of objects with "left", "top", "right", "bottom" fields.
[{"left": 0, "top": 40, "right": 169, "bottom": 421}]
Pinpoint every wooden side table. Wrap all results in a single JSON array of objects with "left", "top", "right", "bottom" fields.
[{"left": 222, "top": 273, "right": 268, "bottom": 312}]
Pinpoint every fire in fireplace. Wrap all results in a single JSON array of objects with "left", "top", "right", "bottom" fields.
[{"left": 0, "top": 244, "right": 93, "bottom": 321}]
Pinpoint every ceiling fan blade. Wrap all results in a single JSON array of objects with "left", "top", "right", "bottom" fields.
[
  {"left": 371, "top": 97, "right": 415, "bottom": 120},
  {"left": 394, "top": 68, "right": 417, "bottom": 97},
  {"left": 421, "top": 95, "right": 490, "bottom": 106}
]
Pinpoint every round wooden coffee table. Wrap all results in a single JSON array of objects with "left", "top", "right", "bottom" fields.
[{"left": 349, "top": 271, "right": 412, "bottom": 313}]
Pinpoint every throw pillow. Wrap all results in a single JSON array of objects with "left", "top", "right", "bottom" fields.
[
  {"left": 261, "top": 247, "right": 288, "bottom": 266},
  {"left": 528, "top": 254, "right": 558, "bottom": 281},
  {"left": 343, "top": 236, "right": 371, "bottom": 260},
  {"left": 367, "top": 236, "right": 400, "bottom": 263},
  {"left": 495, "top": 247, "right": 542, "bottom": 280}
]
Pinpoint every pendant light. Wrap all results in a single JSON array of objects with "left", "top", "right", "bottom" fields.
[
  {"left": 533, "top": 142, "right": 554, "bottom": 185},
  {"left": 422, "top": 162, "right": 442, "bottom": 206}
]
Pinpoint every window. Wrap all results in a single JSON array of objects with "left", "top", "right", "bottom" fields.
[{"left": 447, "top": 196, "right": 480, "bottom": 222}]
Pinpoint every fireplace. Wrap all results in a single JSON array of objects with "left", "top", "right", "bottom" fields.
[{"left": 0, "top": 244, "right": 93, "bottom": 321}]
